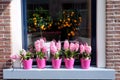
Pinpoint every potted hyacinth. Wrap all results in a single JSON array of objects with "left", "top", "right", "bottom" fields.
[
  {"left": 63, "top": 40, "right": 79, "bottom": 69},
  {"left": 79, "top": 43, "right": 92, "bottom": 69},
  {"left": 34, "top": 38, "right": 48, "bottom": 69},
  {"left": 50, "top": 40, "right": 62, "bottom": 69},
  {"left": 10, "top": 49, "right": 33, "bottom": 69}
]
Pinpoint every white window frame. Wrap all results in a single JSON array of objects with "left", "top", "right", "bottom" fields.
[{"left": 10, "top": 0, "right": 106, "bottom": 67}]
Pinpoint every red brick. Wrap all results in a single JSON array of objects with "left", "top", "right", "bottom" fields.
[
  {"left": 106, "top": 19, "right": 114, "bottom": 23},
  {"left": 0, "top": 2, "right": 10, "bottom": 4},
  {"left": 115, "top": 11, "right": 120, "bottom": 15},
  {"left": 107, "top": 1, "right": 120, "bottom": 4},
  {"left": 0, "top": 0, "right": 11, "bottom": 79},
  {"left": 114, "top": 27, "right": 120, "bottom": 30},
  {"left": 4, "top": 26, "right": 10, "bottom": 31},
  {"left": 106, "top": 4, "right": 114, "bottom": 8},
  {"left": 106, "top": 63, "right": 114, "bottom": 67},
  {"left": 3, "top": 12, "right": 10, "bottom": 16}
]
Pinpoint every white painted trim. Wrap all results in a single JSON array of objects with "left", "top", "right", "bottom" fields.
[
  {"left": 10, "top": 0, "right": 22, "bottom": 53},
  {"left": 3, "top": 67, "right": 115, "bottom": 79},
  {"left": 97, "top": 0, "right": 106, "bottom": 67},
  {"left": 10, "top": 0, "right": 22, "bottom": 67},
  {"left": 10, "top": 0, "right": 106, "bottom": 67}
]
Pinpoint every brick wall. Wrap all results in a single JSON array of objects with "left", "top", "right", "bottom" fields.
[
  {"left": 106, "top": 0, "right": 120, "bottom": 80},
  {"left": 0, "top": 0, "right": 11, "bottom": 79}
]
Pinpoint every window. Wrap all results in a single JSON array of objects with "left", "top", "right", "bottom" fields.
[
  {"left": 22, "top": 0, "right": 96, "bottom": 65},
  {"left": 11, "top": 0, "right": 106, "bottom": 68}
]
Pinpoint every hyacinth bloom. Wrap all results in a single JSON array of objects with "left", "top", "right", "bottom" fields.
[
  {"left": 34, "top": 40, "right": 41, "bottom": 52},
  {"left": 79, "top": 44, "right": 85, "bottom": 53},
  {"left": 50, "top": 41, "right": 61, "bottom": 59},
  {"left": 69, "top": 43, "right": 75, "bottom": 52},
  {"left": 75, "top": 42, "right": 79, "bottom": 52},
  {"left": 79, "top": 43, "right": 92, "bottom": 59},
  {"left": 85, "top": 45, "right": 92, "bottom": 54},
  {"left": 34, "top": 38, "right": 47, "bottom": 53},
  {"left": 50, "top": 44, "right": 57, "bottom": 55},
  {"left": 39, "top": 38, "right": 45, "bottom": 48},
  {"left": 56, "top": 41, "right": 61, "bottom": 51},
  {"left": 64, "top": 40, "right": 69, "bottom": 50},
  {"left": 42, "top": 45, "right": 48, "bottom": 53},
  {"left": 10, "top": 54, "right": 20, "bottom": 62},
  {"left": 50, "top": 41, "right": 55, "bottom": 48},
  {"left": 50, "top": 41, "right": 56, "bottom": 54},
  {"left": 34, "top": 38, "right": 48, "bottom": 59},
  {"left": 64, "top": 40, "right": 79, "bottom": 59}
]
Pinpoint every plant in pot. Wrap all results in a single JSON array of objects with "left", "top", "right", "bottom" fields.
[
  {"left": 34, "top": 38, "right": 48, "bottom": 69},
  {"left": 50, "top": 40, "right": 62, "bottom": 69},
  {"left": 10, "top": 49, "right": 33, "bottom": 69},
  {"left": 79, "top": 43, "right": 92, "bottom": 69},
  {"left": 63, "top": 40, "right": 79, "bottom": 69}
]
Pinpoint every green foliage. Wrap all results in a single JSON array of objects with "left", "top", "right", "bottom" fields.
[
  {"left": 56, "top": 10, "right": 82, "bottom": 38},
  {"left": 20, "top": 50, "right": 33, "bottom": 60},
  {"left": 81, "top": 52, "right": 91, "bottom": 59},
  {"left": 27, "top": 7, "right": 53, "bottom": 33},
  {"left": 64, "top": 50, "right": 78, "bottom": 59},
  {"left": 36, "top": 52, "right": 45, "bottom": 59}
]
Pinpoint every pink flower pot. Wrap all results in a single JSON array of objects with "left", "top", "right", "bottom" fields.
[
  {"left": 52, "top": 59, "right": 62, "bottom": 69},
  {"left": 36, "top": 58, "right": 46, "bottom": 69},
  {"left": 64, "top": 58, "right": 74, "bottom": 69},
  {"left": 22, "top": 59, "right": 33, "bottom": 69},
  {"left": 80, "top": 58, "right": 91, "bottom": 69}
]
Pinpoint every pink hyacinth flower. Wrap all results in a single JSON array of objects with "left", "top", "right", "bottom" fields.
[
  {"left": 34, "top": 40, "right": 41, "bottom": 52},
  {"left": 75, "top": 42, "right": 79, "bottom": 52},
  {"left": 50, "top": 41, "right": 55, "bottom": 47},
  {"left": 56, "top": 41, "right": 61, "bottom": 51},
  {"left": 70, "top": 43, "right": 75, "bottom": 52},
  {"left": 79, "top": 44, "right": 85, "bottom": 54},
  {"left": 42, "top": 45, "right": 48, "bottom": 53},
  {"left": 39, "top": 38, "right": 45, "bottom": 48},
  {"left": 50, "top": 45, "right": 57, "bottom": 55},
  {"left": 84, "top": 42, "right": 88, "bottom": 46},
  {"left": 85, "top": 45, "right": 92, "bottom": 54},
  {"left": 43, "top": 37, "right": 46, "bottom": 42},
  {"left": 10, "top": 54, "right": 20, "bottom": 61},
  {"left": 50, "top": 41, "right": 57, "bottom": 54},
  {"left": 64, "top": 40, "right": 69, "bottom": 50}
]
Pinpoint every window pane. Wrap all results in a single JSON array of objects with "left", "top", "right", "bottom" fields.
[
  {"left": 27, "top": 0, "right": 90, "bottom": 44},
  {"left": 26, "top": 0, "right": 96, "bottom": 65}
]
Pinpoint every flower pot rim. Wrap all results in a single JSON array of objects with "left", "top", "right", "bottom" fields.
[
  {"left": 81, "top": 58, "right": 91, "bottom": 60},
  {"left": 65, "top": 58, "right": 74, "bottom": 60},
  {"left": 22, "top": 59, "right": 33, "bottom": 61},
  {"left": 36, "top": 58, "right": 46, "bottom": 60}
]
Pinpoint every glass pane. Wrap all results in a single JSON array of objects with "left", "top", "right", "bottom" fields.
[
  {"left": 27, "top": 0, "right": 91, "bottom": 45},
  {"left": 26, "top": 0, "right": 95, "bottom": 65}
]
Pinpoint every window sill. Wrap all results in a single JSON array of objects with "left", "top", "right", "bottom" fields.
[{"left": 3, "top": 66, "right": 115, "bottom": 80}]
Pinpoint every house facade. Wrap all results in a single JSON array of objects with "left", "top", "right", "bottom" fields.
[{"left": 0, "top": 0, "right": 119, "bottom": 79}]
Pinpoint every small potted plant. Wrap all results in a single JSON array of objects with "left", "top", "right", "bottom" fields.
[
  {"left": 10, "top": 49, "right": 33, "bottom": 69},
  {"left": 20, "top": 50, "right": 33, "bottom": 69},
  {"left": 63, "top": 40, "right": 79, "bottom": 69},
  {"left": 79, "top": 43, "right": 92, "bottom": 69},
  {"left": 34, "top": 38, "right": 48, "bottom": 69},
  {"left": 50, "top": 40, "right": 62, "bottom": 69}
]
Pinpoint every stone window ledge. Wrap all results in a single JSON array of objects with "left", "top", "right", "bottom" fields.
[{"left": 3, "top": 66, "right": 115, "bottom": 80}]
